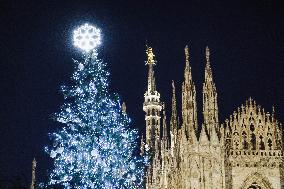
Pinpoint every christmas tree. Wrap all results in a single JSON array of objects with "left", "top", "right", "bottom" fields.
[{"left": 45, "top": 24, "right": 144, "bottom": 188}]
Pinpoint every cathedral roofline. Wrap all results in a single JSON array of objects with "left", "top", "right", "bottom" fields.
[{"left": 142, "top": 46, "right": 283, "bottom": 189}]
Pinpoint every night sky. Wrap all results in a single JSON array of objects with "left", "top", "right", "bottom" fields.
[{"left": 1, "top": 0, "right": 284, "bottom": 185}]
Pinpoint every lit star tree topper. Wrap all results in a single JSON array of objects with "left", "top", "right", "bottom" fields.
[
  {"left": 73, "top": 23, "right": 101, "bottom": 52},
  {"left": 45, "top": 23, "right": 145, "bottom": 188}
]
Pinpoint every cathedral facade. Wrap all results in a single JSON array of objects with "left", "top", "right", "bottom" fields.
[{"left": 140, "top": 46, "right": 283, "bottom": 189}]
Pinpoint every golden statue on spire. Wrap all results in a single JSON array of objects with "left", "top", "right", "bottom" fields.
[{"left": 146, "top": 46, "right": 156, "bottom": 65}]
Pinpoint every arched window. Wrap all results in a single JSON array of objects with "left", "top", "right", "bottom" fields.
[
  {"left": 242, "top": 172, "right": 273, "bottom": 189},
  {"left": 267, "top": 138, "right": 273, "bottom": 150},
  {"left": 250, "top": 123, "right": 255, "bottom": 132},
  {"left": 251, "top": 133, "right": 256, "bottom": 150},
  {"left": 259, "top": 135, "right": 265, "bottom": 150},
  {"left": 242, "top": 131, "right": 248, "bottom": 150},
  {"left": 248, "top": 183, "right": 261, "bottom": 188}
]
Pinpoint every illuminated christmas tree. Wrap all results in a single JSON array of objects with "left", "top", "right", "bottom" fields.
[{"left": 45, "top": 23, "right": 144, "bottom": 188}]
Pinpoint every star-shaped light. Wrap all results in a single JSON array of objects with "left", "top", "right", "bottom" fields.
[{"left": 73, "top": 23, "right": 101, "bottom": 52}]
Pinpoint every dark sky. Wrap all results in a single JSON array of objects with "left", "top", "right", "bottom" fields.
[{"left": 0, "top": 0, "right": 284, "bottom": 184}]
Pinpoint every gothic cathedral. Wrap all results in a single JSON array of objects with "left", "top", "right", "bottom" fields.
[{"left": 140, "top": 46, "right": 283, "bottom": 189}]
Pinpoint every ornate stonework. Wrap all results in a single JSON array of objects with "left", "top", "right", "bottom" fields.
[{"left": 141, "top": 46, "right": 284, "bottom": 189}]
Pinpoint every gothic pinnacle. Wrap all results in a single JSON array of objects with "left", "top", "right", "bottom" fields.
[
  {"left": 171, "top": 80, "right": 177, "bottom": 120},
  {"left": 170, "top": 80, "right": 178, "bottom": 136},
  {"left": 206, "top": 46, "right": 210, "bottom": 66},
  {"left": 185, "top": 45, "right": 189, "bottom": 67},
  {"left": 30, "top": 158, "right": 37, "bottom": 189},
  {"left": 205, "top": 46, "right": 213, "bottom": 82},
  {"left": 145, "top": 45, "right": 157, "bottom": 93},
  {"left": 272, "top": 106, "right": 275, "bottom": 120},
  {"left": 203, "top": 45, "right": 218, "bottom": 136},
  {"left": 162, "top": 106, "right": 168, "bottom": 149},
  {"left": 184, "top": 45, "right": 192, "bottom": 81},
  {"left": 172, "top": 80, "right": 176, "bottom": 98},
  {"left": 162, "top": 104, "right": 167, "bottom": 139}
]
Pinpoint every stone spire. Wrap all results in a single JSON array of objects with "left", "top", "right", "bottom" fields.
[
  {"left": 30, "top": 158, "right": 36, "bottom": 189},
  {"left": 162, "top": 104, "right": 169, "bottom": 149},
  {"left": 140, "top": 133, "right": 145, "bottom": 156},
  {"left": 184, "top": 45, "right": 192, "bottom": 82},
  {"left": 171, "top": 81, "right": 177, "bottom": 133},
  {"left": 170, "top": 81, "right": 178, "bottom": 149},
  {"left": 205, "top": 46, "right": 213, "bottom": 82},
  {"left": 203, "top": 46, "right": 219, "bottom": 138},
  {"left": 161, "top": 104, "right": 169, "bottom": 182},
  {"left": 146, "top": 46, "right": 156, "bottom": 93},
  {"left": 143, "top": 45, "right": 162, "bottom": 150},
  {"left": 182, "top": 45, "right": 198, "bottom": 143}
]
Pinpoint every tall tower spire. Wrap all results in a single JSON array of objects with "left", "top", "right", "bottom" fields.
[
  {"left": 161, "top": 103, "right": 169, "bottom": 153},
  {"left": 143, "top": 46, "right": 162, "bottom": 150},
  {"left": 205, "top": 46, "right": 213, "bottom": 83},
  {"left": 184, "top": 45, "right": 192, "bottom": 81},
  {"left": 170, "top": 81, "right": 178, "bottom": 134},
  {"left": 203, "top": 46, "right": 219, "bottom": 138},
  {"left": 146, "top": 46, "right": 156, "bottom": 92},
  {"left": 30, "top": 158, "right": 36, "bottom": 189},
  {"left": 182, "top": 45, "right": 198, "bottom": 141},
  {"left": 170, "top": 81, "right": 178, "bottom": 148}
]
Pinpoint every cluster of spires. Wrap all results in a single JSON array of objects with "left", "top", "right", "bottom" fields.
[
  {"left": 142, "top": 44, "right": 283, "bottom": 154},
  {"left": 141, "top": 45, "right": 283, "bottom": 188},
  {"left": 141, "top": 45, "right": 223, "bottom": 188},
  {"left": 142, "top": 45, "right": 220, "bottom": 153}
]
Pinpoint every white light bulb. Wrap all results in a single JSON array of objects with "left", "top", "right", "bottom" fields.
[
  {"left": 91, "top": 149, "right": 98, "bottom": 157},
  {"left": 78, "top": 63, "right": 84, "bottom": 70},
  {"left": 57, "top": 147, "right": 64, "bottom": 154},
  {"left": 50, "top": 150, "right": 57, "bottom": 158}
]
